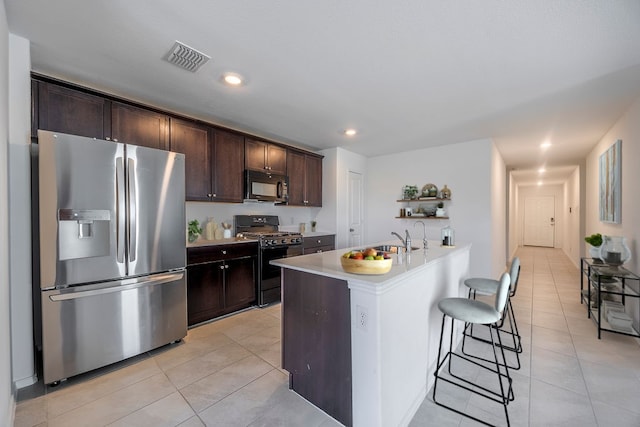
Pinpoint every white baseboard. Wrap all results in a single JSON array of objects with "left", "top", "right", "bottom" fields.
[{"left": 14, "top": 373, "right": 38, "bottom": 389}]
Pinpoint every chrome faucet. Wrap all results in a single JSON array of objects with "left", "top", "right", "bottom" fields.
[
  {"left": 391, "top": 230, "right": 412, "bottom": 252},
  {"left": 414, "top": 221, "right": 428, "bottom": 249}
]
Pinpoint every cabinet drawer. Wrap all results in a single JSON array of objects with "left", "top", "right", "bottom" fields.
[
  {"left": 187, "top": 242, "right": 258, "bottom": 265},
  {"left": 303, "top": 245, "right": 334, "bottom": 255},
  {"left": 303, "top": 235, "right": 335, "bottom": 250}
]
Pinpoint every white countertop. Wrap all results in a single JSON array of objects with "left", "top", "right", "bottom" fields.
[{"left": 271, "top": 239, "right": 471, "bottom": 293}]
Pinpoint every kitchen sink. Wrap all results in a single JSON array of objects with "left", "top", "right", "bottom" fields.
[{"left": 373, "top": 245, "right": 420, "bottom": 253}]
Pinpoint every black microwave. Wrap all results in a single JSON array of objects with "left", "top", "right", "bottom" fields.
[{"left": 245, "top": 170, "right": 289, "bottom": 203}]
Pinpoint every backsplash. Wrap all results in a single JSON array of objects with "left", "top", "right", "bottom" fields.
[{"left": 186, "top": 201, "right": 320, "bottom": 235}]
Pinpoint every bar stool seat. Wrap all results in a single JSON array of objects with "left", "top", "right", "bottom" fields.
[
  {"left": 433, "top": 272, "right": 513, "bottom": 426},
  {"left": 465, "top": 277, "right": 501, "bottom": 295},
  {"left": 463, "top": 257, "right": 522, "bottom": 369},
  {"left": 439, "top": 298, "right": 501, "bottom": 324}
]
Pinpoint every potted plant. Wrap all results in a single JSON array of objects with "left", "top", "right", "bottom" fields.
[
  {"left": 310, "top": 220, "right": 317, "bottom": 232},
  {"left": 584, "top": 233, "right": 602, "bottom": 259},
  {"left": 403, "top": 185, "right": 419, "bottom": 200},
  {"left": 435, "top": 202, "right": 446, "bottom": 217},
  {"left": 188, "top": 220, "right": 202, "bottom": 243}
]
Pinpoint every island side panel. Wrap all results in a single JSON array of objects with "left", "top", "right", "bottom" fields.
[{"left": 282, "top": 269, "right": 352, "bottom": 426}]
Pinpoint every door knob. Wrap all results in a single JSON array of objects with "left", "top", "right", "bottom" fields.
[{"left": 349, "top": 228, "right": 354, "bottom": 232}]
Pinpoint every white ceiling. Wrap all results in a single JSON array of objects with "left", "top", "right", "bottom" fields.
[{"left": 6, "top": 1, "right": 640, "bottom": 185}]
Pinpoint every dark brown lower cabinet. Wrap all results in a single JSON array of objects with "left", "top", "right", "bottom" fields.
[
  {"left": 187, "top": 243, "right": 257, "bottom": 326},
  {"left": 282, "top": 269, "right": 352, "bottom": 426}
]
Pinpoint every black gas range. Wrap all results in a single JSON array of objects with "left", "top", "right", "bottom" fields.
[{"left": 235, "top": 215, "right": 303, "bottom": 306}]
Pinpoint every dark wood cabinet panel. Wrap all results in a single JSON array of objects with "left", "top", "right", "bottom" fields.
[
  {"left": 186, "top": 242, "right": 258, "bottom": 325},
  {"left": 169, "top": 118, "right": 212, "bottom": 201},
  {"left": 111, "top": 102, "right": 168, "bottom": 150},
  {"left": 187, "top": 261, "right": 224, "bottom": 326},
  {"left": 286, "top": 150, "right": 306, "bottom": 206},
  {"left": 287, "top": 150, "right": 323, "bottom": 207},
  {"left": 302, "top": 235, "right": 335, "bottom": 254},
  {"left": 305, "top": 154, "right": 323, "bottom": 206},
  {"left": 37, "top": 81, "right": 110, "bottom": 139},
  {"left": 245, "top": 138, "right": 287, "bottom": 175},
  {"left": 225, "top": 256, "right": 257, "bottom": 310},
  {"left": 282, "top": 269, "right": 352, "bottom": 426},
  {"left": 212, "top": 129, "right": 245, "bottom": 202},
  {"left": 266, "top": 143, "right": 287, "bottom": 175}
]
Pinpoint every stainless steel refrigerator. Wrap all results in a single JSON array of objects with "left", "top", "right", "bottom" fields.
[{"left": 34, "top": 130, "right": 187, "bottom": 384}]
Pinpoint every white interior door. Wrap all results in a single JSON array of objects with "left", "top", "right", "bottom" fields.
[
  {"left": 523, "top": 196, "right": 555, "bottom": 247},
  {"left": 348, "top": 171, "right": 363, "bottom": 248}
]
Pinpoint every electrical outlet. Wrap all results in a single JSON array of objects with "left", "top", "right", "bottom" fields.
[{"left": 356, "top": 305, "right": 368, "bottom": 331}]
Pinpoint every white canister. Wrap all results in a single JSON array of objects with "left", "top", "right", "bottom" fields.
[{"left": 223, "top": 229, "right": 232, "bottom": 239}]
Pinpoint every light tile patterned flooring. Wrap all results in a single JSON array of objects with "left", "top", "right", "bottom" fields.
[{"left": 14, "top": 246, "right": 640, "bottom": 426}]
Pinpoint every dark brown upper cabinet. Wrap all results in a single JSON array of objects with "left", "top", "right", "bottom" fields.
[
  {"left": 36, "top": 81, "right": 110, "bottom": 139},
  {"left": 211, "top": 129, "right": 245, "bottom": 203},
  {"left": 169, "top": 118, "right": 212, "bottom": 201},
  {"left": 110, "top": 102, "right": 169, "bottom": 150},
  {"left": 170, "top": 121, "right": 245, "bottom": 203},
  {"left": 287, "top": 149, "right": 323, "bottom": 207},
  {"left": 245, "top": 137, "right": 287, "bottom": 175}
]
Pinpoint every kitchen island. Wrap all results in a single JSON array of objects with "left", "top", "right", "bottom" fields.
[{"left": 271, "top": 241, "right": 471, "bottom": 427}]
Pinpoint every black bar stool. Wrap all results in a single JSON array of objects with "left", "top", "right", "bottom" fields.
[
  {"left": 463, "top": 258, "right": 522, "bottom": 370},
  {"left": 433, "top": 272, "right": 513, "bottom": 426}
]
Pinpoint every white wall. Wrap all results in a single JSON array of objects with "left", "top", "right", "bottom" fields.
[
  {"left": 585, "top": 95, "right": 640, "bottom": 275},
  {"left": 563, "top": 167, "right": 582, "bottom": 267},
  {"left": 491, "top": 144, "right": 507, "bottom": 274},
  {"left": 585, "top": 95, "right": 640, "bottom": 331},
  {"left": 366, "top": 139, "right": 498, "bottom": 278},
  {"left": 9, "top": 33, "right": 35, "bottom": 388},
  {"left": 508, "top": 172, "right": 518, "bottom": 259},
  {"left": 1, "top": 1, "right": 17, "bottom": 424},
  {"left": 331, "top": 148, "right": 367, "bottom": 249}
]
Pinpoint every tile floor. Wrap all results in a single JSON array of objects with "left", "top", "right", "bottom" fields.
[{"left": 14, "top": 246, "right": 640, "bottom": 426}]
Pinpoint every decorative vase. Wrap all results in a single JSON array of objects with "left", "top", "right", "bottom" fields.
[
  {"left": 441, "top": 184, "right": 452, "bottom": 199},
  {"left": 435, "top": 207, "right": 446, "bottom": 217},
  {"left": 589, "top": 245, "right": 602, "bottom": 261},
  {"left": 598, "top": 236, "right": 631, "bottom": 268}
]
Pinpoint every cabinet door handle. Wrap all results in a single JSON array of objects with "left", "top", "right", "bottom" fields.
[
  {"left": 317, "top": 240, "right": 321, "bottom": 243},
  {"left": 113, "top": 138, "right": 118, "bottom": 142},
  {"left": 207, "top": 193, "right": 212, "bottom": 198},
  {"left": 222, "top": 250, "right": 227, "bottom": 254},
  {"left": 219, "top": 265, "right": 225, "bottom": 270},
  {"left": 225, "top": 265, "right": 230, "bottom": 269}
]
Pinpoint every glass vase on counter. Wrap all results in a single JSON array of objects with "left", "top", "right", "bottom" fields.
[{"left": 598, "top": 235, "right": 631, "bottom": 269}]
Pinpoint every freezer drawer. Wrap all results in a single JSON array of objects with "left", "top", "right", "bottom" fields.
[{"left": 41, "top": 271, "right": 187, "bottom": 384}]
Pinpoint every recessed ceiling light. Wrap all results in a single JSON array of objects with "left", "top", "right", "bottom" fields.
[
  {"left": 537, "top": 180, "right": 543, "bottom": 186},
  {"left": 222, "top": 72, "right": 244, "bottom": 86},
  {"left": 538, "top": 168, "right": 546, "bottom": 174},
  {"left": 540, "top": 141, "right": 552, "bottom": 149},
  {"left": 344, "top": 129, "right": 357, "bottom": 136}
]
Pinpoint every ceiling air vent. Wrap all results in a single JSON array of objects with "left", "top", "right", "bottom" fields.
[{"left": 165, "top": 41, "right": 211, "bottom": 72}]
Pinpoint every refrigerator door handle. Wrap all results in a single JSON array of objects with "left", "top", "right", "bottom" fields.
[
  {"left": 116, "top": 157, "right": 126, "bottom": 263},
  {"left": 128, "top": 157, "right": 137, "bottom": 262},
  {"left": 49, "top": 272, "right": 185, "bottom": 301}
]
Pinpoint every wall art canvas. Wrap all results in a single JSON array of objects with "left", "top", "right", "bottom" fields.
[{"left": 599, "top": 139, "right": 621, "bottom": 223}]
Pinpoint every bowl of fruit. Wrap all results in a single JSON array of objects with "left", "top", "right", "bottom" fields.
[{"left": 341, "top": 248, "right": 393, "bottom": 275}]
